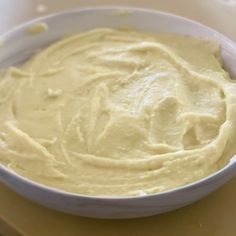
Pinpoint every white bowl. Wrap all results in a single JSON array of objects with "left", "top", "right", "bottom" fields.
[{"left": 0, "top": 6, "right": 236, "bottom": 219}]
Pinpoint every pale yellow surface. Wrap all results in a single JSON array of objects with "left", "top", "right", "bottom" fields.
[
  {"left": 1, "top": 28, "right": 236, "bottom": 196},
  {"left": 1, "top": 0, "right": 236, "bottom": 235}
]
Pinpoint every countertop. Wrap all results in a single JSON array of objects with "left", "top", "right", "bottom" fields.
[{"left": 0, "top": 0, "right": 236, "bottom": 235}]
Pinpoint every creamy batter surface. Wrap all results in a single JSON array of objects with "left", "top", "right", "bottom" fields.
[{"left": 0, "top": 28, "right": 236, "bottom": 196}]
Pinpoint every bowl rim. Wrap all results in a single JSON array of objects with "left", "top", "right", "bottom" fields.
[
  {"left": 1, "top": 6, "right": 236, "bottom": 48},
  {"left": 0, "top": 6, "right": 236, "bottom": 201}
]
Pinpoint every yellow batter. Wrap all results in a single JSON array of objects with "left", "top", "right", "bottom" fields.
[
  {"left": 27, "top": 22, "right": 48, "bottom": 34},
  {"left": 0, "top": 28, "right": 236, "bottom": 196}
]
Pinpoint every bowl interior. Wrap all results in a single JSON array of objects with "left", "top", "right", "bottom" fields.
[
  {"left": 0, "top": 7, "right": 236, "bottom": 201},
  {"left": 0, "top": 7, "right": 236, "bottom": 78}
]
